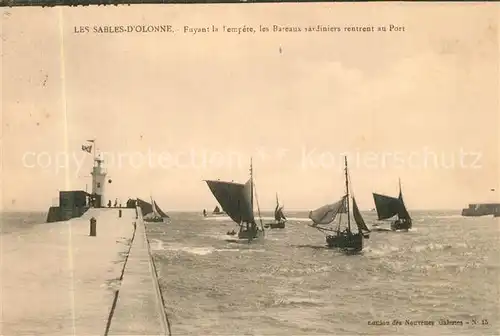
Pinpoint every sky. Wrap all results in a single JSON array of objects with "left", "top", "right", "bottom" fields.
[{"left": 1, "top": 3, "right": 499, "bottom": 211}]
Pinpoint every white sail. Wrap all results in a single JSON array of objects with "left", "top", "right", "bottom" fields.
[{"left": 308, "top": 196, "right": 347, "bottom": 225}]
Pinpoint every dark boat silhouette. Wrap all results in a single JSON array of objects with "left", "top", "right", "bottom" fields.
[
  {"left": 372, "top": 179, "right": 412, "bottom": 231},
  {"left": 143, "top": 196, "right": 169, "bottom": 223},
  {"left": 204, "top": 158, "right": 265, "bottom": 243},
  {"left": 264, "top": 193, "right": 287, "bottom": 229},
  {"left": 203, "top": 205, "right": 228, "bottom": 217}
]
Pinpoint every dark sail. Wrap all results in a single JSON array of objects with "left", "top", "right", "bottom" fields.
[
  {"left": 274, "top": 193, "right": 286, "bottom": 221},
  {"left": 274, "top": 203, "right": 281, "bottom": 221},
  {"left": 213, "top": 205, "right": 221, "bottom": 213},
  {"left": 274, "top": 193, "right": 280, "bottom": 221},
  {"left": 136, "top": 198, "right": 153, "bottom": 216},
  {"left": 398, "top": 190, "right": 411, "bottom": 220},
  {"left": 205, "top": 179, "right": 254, "bottom": 224},
  {"left": 352, "top": 197, "right": 370, "bottom": 232},
  {"left": 372, "top": 193, "right": 400, "bottom": 220},
  {"left": 309, "top": 196, "right": 347, "bottom": 225},
  {"left": 154, "top": 201, "right": 169, "bottom": 218},
  {"left": 275, "top": 206, "right": 286, "bottom": 221}
]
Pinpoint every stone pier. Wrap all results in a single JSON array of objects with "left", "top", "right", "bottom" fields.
[
  {"left": 106, "top": 208, "right": 170, "bottom": 335},
  {"left": 0, "top": 207, "right": 169, "bottom": 335}
]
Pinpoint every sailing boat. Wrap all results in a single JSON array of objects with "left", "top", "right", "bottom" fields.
[
  {"left": 308, "top": 157, "right": 370, "bottom": 252},
  {"left": 154, "top": 200, "right": 170, "bottom": 220},
  {"left": 372, "top": 178, "right": 412, "bottom": 231},
  {"left": 265, "top": 193, "right": 287, "bottom": 229},
  {"left": 212, "top": 205, "right": 226, "bottom": 215},
  {"left": 143, "top": 196, "right": 168, "bottom": 223},
  {"left": 204, "top": 158, "right": 265, "bottom": 242},
  {"left": 203, "top": 205, "right": 227, "bottom": 217}
]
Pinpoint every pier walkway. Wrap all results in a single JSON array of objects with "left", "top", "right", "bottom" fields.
[
  {"left": 107, "top": 210, "right": 169, "bottom": 335},
  {"left": 1, "top": 207, "right": 168, "bottom": 335}
]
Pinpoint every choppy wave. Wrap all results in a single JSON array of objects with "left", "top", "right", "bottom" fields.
[
  {"left": 150, "top": 240, "right": 267, "bottom": 256},
  {"left": 145, "top": 211, "right": 499, "bottom": 335}
]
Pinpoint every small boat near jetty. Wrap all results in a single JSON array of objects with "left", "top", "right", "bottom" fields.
[{"left": 143, "top": 196, "right": 169, "bottom": 223}]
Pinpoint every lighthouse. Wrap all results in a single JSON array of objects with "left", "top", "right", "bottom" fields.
[{"left": 91, "top": 156, "right": 107, "bottom": 208}]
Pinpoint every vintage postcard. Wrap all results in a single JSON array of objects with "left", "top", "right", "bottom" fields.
[{"left": 1, "top": 2, "right": 499, "bottom": 336}]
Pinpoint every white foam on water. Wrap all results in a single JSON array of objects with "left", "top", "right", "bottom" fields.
[
  {"left": 150, "top": 238, "right": 165, "bottom": 250},
  {"left": 152, "top": 242, "right": 215, "bottom": 255},
  {"left": 432, "top": 215, "right": 463, "bottom": 219},
  {"left": 243, "top": 249, "right": 266, "bottom": 253},
  {"left": 412, "top": 242, "right": 455, "bottom": 253},
  {"left": 152, "top": 241, "right": 268, "bottom": 255},
  {"left": 203, "top": 216, "right": 233, "bottom": 221},
  {"left": 170, "top": 246, "right": 215, "bottom": 255},
  {"left": 214, "top": 248, "right": 241, "bottom": 252},
  {"left": 364, "top": 245, "right": 400, "bottom": 257},
  {"left": 199, "top": 233, "right": 232, "bottom": 240},
  {"left": 202, "top": 216, "right": 229, "bottom": 220},
  {"left": 264, "top": 237, "right": 281, "bottom": 241}
]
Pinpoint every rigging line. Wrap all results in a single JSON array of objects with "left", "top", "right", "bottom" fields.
[
  {"left": 316, "top": 226, "right": 336, "bottom": 233},
  {"left": 253, "top": 181, "right": 264, "bottom": 230}
]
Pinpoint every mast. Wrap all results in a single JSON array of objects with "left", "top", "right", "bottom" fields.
[
  {"left": 249, "top": 157, "right": 264, "bottom": 231},
  {"left": 397, "top": 177, "right": 401, "bottom": 220},
  {"left": 150, "top": 194, "right": 155, "bottom": 215},
  {"left": 250, "top": 157, "right": 254, "bottom": 212},
  {"left": 344, "top": 156, "right": 351, "bottom": 232},
  {"left": 93, "top": 139, "right": 97, "bottom": 167}
]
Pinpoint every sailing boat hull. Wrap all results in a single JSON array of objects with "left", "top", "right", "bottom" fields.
[
  {"left": 326, "top": 232, "right": 363, "bottom": 251},
  {"left": 226, "top": 228, "right": 264, "bottom": 243},
  {"left": 144, "top": 216, "right": 165, "bottom": 223},
  {"left": 391, "top": 219, "right": 412, "bottom": 231},
  {"left": 264, "top": 220, "right": 286, "bottom": 229},
  {"left": 238, "top": 228, "right": 264, "bottom": 240}
]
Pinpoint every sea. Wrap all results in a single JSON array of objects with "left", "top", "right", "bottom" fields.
[{"left": 2, "top": 210, "right": 499, "bottom": 335}]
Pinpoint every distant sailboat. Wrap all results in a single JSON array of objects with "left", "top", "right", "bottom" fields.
[
  {"left": 202, "top": 204, "right": 227, "bottom": 218},
  {"left": 204, "top": 158, "right": 265, "bottom": 242},
  {"left": 308, "top": 157, "right": 370, "bottom": 252},
  {"left": 265, "top": 193, "right": 287, "bottom": 229},
  {"left": 212, "top": 205, "right": 225, "bottom": 215},
  {"left": 372, "top": 178, "right": 412, "bottom": 231}
]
